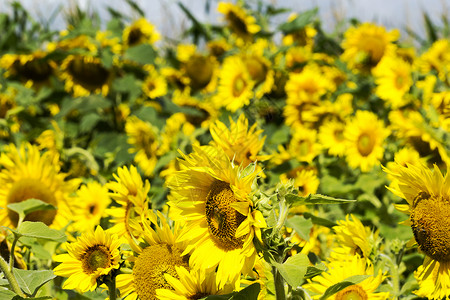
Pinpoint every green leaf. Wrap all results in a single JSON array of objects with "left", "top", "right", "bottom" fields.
[
  {"left": 286, "top": 215, "right": 313, "bottom": 240},
  {"left": 286, "top": 193, "right": 355, "bottom": 206},
  {"left": 18, "top": 222, "right": 66, "bottom": 242},
  {"left": 204, "top": 283, "right": 260, "bottom": 300},
  {"left": 303, "top": 212, "right": 336, "bottom": 228},
  {"left": 0, "top": 288, "right": 16, "bottom": 299},
  {"left": 80, "top": 113, "right": 101, "bottom": 133},
  {"left": 318, "top": 275, "right": 371, "bottom": 300},
  {"left": 278, "top": 8, "right": 318, "bottom": 34},
  {"left": 304, "top": 263, "right": 327, "bottom": 279},
  {"left": 273, "top": 253, "right": 309, "bottom": 288},
  {"left": 124, "top": 44, "right": 156, "bottom": 65},
  {"left": 13, "top": 268, "right": 55, "bottom": 297},
  {"left": 7, "top": 199, "right": 56, "bottom": 222}
]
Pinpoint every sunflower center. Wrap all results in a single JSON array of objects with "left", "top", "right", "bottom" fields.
[
  {"left": 185, "top": 55, "right": 214, "bottom": 90},
  {"left": 357, "top": 133, "right": 375, "bottom": 156},
  {"left": 410, "top": 192, "right": 450, "bottom": 262},
  {"left": 232, "top": 74, "right": 247, "bottom": 97},
  {"left": 81, "top": 245, "right": 111, "bottom": 274},
  {"left": 226, "top": 11, "right": 248, "bottom": 37},
  {"left": 245, "top": 57, "right": 267, "bottom": 84},
  {"left": 68, "top": 57, "right": 109, "bottom": 91},
  {"left": 189, "top": 292, "right": 209, "bottom": 300},
  {"left": 7, "top": 178, "right": 57, "bottom": 226},
  {"left": 133, "top": 243, "right": 189, "bottom": 300},
  {"left": 335, "top": 284, "right": 368, "bottom": 300},
  {"left": 127, "top": 28, "right": 143, "bottom": 46},
  {"left": 15, "top": 59, "right": 53, "bottom": 82},
  {"left": 205, "top": 180, "right": 246, "bottom": 251}
]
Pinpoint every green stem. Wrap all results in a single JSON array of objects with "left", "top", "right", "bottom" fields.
[
  {"left": 272, "top": 265, "right": 286, "bottom": 300},
  {"left": 107, "top": 274, "right": 117, "bottom": 300},
  {"left": 379, "top": 254, "right": 399, "bottom": 299},
  {"left": 0, "top": 255, "right": 25, "bottom": 297},
  {"left": 9, "top": 235, "right": 19, "bottom": 272}
]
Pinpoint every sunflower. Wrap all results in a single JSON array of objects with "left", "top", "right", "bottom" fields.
[
  {"left": 167, "top": 145, "right": 266, "bottom": 286},
  {"left": 209, "top": 114, "right": 270, "bottom": 169},
  {"left": 282, "top": 13, "right": 316, "bottom": 48},
  {"left": 341, "top": 22, "right": 399, "bottom": 71},
  {"left": 116, "top": 210, "right": 190, "bottom": 300},
  {"left": 156, "top": 266, "right": 235, "bottom": 300},
  {"left": 59, "top": 54, "right": 112, "bottom": 97},
  {"left": 142, "top": 65, "right": 168, "bottom": 99},
  {"left": 280, "top": 167, "right": 319, "bottom": 197},
  {"left": 304, "top": 255, "right": 389, "bottom": 299},
  {"left": 105, "top": 165, "right": 150, "bottom": 240},
  {"left": 53, "top": 226, "right": 121, "bottom": 293},
  {"left": 373, "top": 55, "right": 413, "bottom": 108},
  {"left": 172, "top": 89, "right": 219, "bottom": 128},
  {"left": 344, "top": 111, "right": 391, "bottom": 172},
  {"left": 122, "top": 18, "right": 160, "bottom": 49},
  {"left": 318, "top": 119, "right": 347, "bottom": 157},
  {"left": 383, "top": 162, "right": 450, "bottom": 299},
  {"left": 288, "top": 128, "right": 322, "bottom": 163},
  {"left": 416, "top": 39, "right": 450, "bottom": 82},
  {"left": 125, "top": 116, "right": 160, "bottom": 176},
  {"left": 71, "top": 181, "right": 111, "bottom": 233},
  {"left": 215, "top": 55, "right": 255, "bottom": 112},
  {"left": 284, "top": 46, "right": 313, "bottom": 73},
  {"left": 217, "top": 2, "right": 260, "bottom": 41},
  {"left": 0, "top": 143, "right": 80, "bottom": 229},
  {"left": 0, "top": 90, "right": 20, "bottom": 138}
]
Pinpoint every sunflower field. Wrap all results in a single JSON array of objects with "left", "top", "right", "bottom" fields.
[{"left": 0, "top": 0, "right": 449, "bottom": 299}]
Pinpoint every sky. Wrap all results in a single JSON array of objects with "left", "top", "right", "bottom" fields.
[{"left": 1, "top": 0, "right": 449, "bottom": 41}]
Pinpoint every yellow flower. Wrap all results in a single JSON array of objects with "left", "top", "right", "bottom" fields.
[
  {"left": 217, "top": 2, "right": 260, "bottom": 41},
  {"left": 416, "top": 39, "right": 450, "bottom": 82},
  {"left": 341, "top": 23, "right": 399, "bottom": 71},
  {"left": 0, "top": 143, "right": 80, "bottom": 229},
  {"left": 167, "top": 145, "right": 266, "bottom": 286},
  {"left": 373, "top": 55, "right": 412, "bottom": 108},
  {"left": 383, "top": 162, "right": 450, "bottom": 299},
  {"left": 59, "top": 54, "right": 112, "bottom": 97},
  {"left": 318, "top": 119, "right": 347, "bottom": 157},
  {"left": 288, "top": 128, "right": 322, "bottom": 163},
  {"left": 280, "top": 167, "right": 319, "bottom": 197},
  {"left": 142, "top": 65, "right": 168, "bottom": 99},
  {"left": 282, "top": 13, "right": 316, "bottom": 48},
  {"left": 210, "top": 114, "right": 270, "bottom": 169},
  {"left": 116, "top": 210, "right": 190, "bottom": 300},
  {"left": 71, "top": 181, "right": 111, "bottom": 233},
  {"left": 344, "top": 111, "right": 390, "bottom": 172},
  {"left": 105, "top": 165, "right": 150, "bottom": 240},
  {"left": 215, "top": 55, "right": 255, "bottom": 112},
  {"left": 123, "top": 18, "right": 160, "bottom": 49},
  {"left": 53, "top": 226, "right": 121, "bottom": 292},
  {"left": 304, "top": 255, "right": 389, "bottom": 299}
]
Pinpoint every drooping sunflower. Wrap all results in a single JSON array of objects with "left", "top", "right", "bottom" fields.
[
  {"left": 53, "top": 226, "right": 121, "bottom": 293},
  {"left": 215, "top": 55, "right": 255, "bottom": 112},
  {"left": 344, "top": 111, "right": 391, "bottom": 172},
  {"left": 304, "top": 255, "right": 389, "bottom": 299},
  {"left": 156, "top": 266, "right": 235, "bottom": 300},
  {"left": 217, "top": 2, "right": 260, "bottom": 41},
  {"left": 167, "top": 145, "right": 266, "bottom": 286},
  {"left": 105, "top": 165, "right": 150, "bottom": 240},
  {"left": 70, "top": 181, "right": 111, "bottom": 233},
  {"left": 341, "top": 22, "right": 399, "bottom": 71},
  {"left": 0, "top": 143, "right": 80, "bottom": 229},
  {"left": 116, "top": 210, "right": 190, "bottom": 300},
  {"left": 383, "top": 162, "right": 450, "bottom": 299},
  {"left": 122, "top": 18, "right": 160, "bottom": 49},
  {"left": 59, "top": 54, "right": 112, "bottom": 97},
  {"left": 209, "top": 114, "right": 270, "bottom": 169}
]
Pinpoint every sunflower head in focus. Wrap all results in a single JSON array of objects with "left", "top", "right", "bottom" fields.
[
  {"left": 384, "top": 162, "right": 450, "bottom": 299},
  {"left": 0, "top": 143, "right": 80, "bottom": 229},
  {"left": 53, "top": 226, "right": 121, "bottom": 293},
  {"left": 167, "top": 145, "right": 266, "bottom": 286},
  {"left": 341, "top": 22, "right": 399, "bottom": 71},
  {"left": 344, "top": 110, "right": 391, "bottom": 172},
  {"left": 123, "top": 18, "right": 160, "bottom": 49},
  {"left": 59, "top": 54, "right": 112, "bottom": 97},
  {"left": 304, "top": 255, "right": 389, "bottom": 299},
  {"left": 217, "top": 2, "right": 260, "bottom": 41},
  {"left": 116, "top": 210, "right": 190, "bottom": 300}
]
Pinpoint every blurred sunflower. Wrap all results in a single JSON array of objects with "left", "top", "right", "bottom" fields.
[
  {"left": 215, "top": 55, "right": 255, "bottom": 112},
  {"left": 167, "top": 145, "right": 266, "bottom": 286},
  {"left": 71, "top": 181, "right": 111, "bottom": 233},
  {"left": 156, "top": 266, "right": 235, "bottom": 300},
  {"left": 282, "top": 13, "right": 316, "bottom": 48},
  {"left": 288, "top": 128, "right": 322, "bottom": 163},
  {"left": 116, "top": 210, "right": 190, "bottom": 300},
  {"left": 59, "top": 54, "right": 112, "bottom": 97},
  {"left": 416, "top": 39, "right": 450, "bottom": 82},
  {"left": 0, "top": 90, "right": 20, "bottom": 138},
  {"left": 209, "top": 114, "right": 270, "bottom": 169},
  {"left": 280, "top": 167, "right": 319, "bottom": 196},
  {"left": 304, "top": 255, "right": 389, "bottom": 299},
  {"left": 344, "top": 111, "right": 391, "bottom": 172},
  {"left": 341, "top": 22, "right": 399, "bottom": 71},
  {"left": 217, "top": 2, "right": 260, "bottom": 41},
  {"left": 284, "top": 46, "right": 313, "bottom": 72},
  {"left": 106, "top": 165, "right": 150, "bottom": 240},
  {"left": 318, "top": 119, "right": 347, "bottom": 157},
  {"left": 125, "top": 116, "right": 160, "bottom": 176},
  {"left": 142, "top": 65, "right": 168, "bottom": 99},
  {"left": 172, "top": 90, "right": 219, "bottom": 128},
  {"left": 383, "top": 162, "right": 450, "bottom": 299},
  {"left": 53, "top": 226, "right": 121, "bottom": 293},
  {"left": 0, "top": 143, "right": 80, "bottom": 229},
  {"left": 122, "top": 18, "right": 160, "bottom": 49}
]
